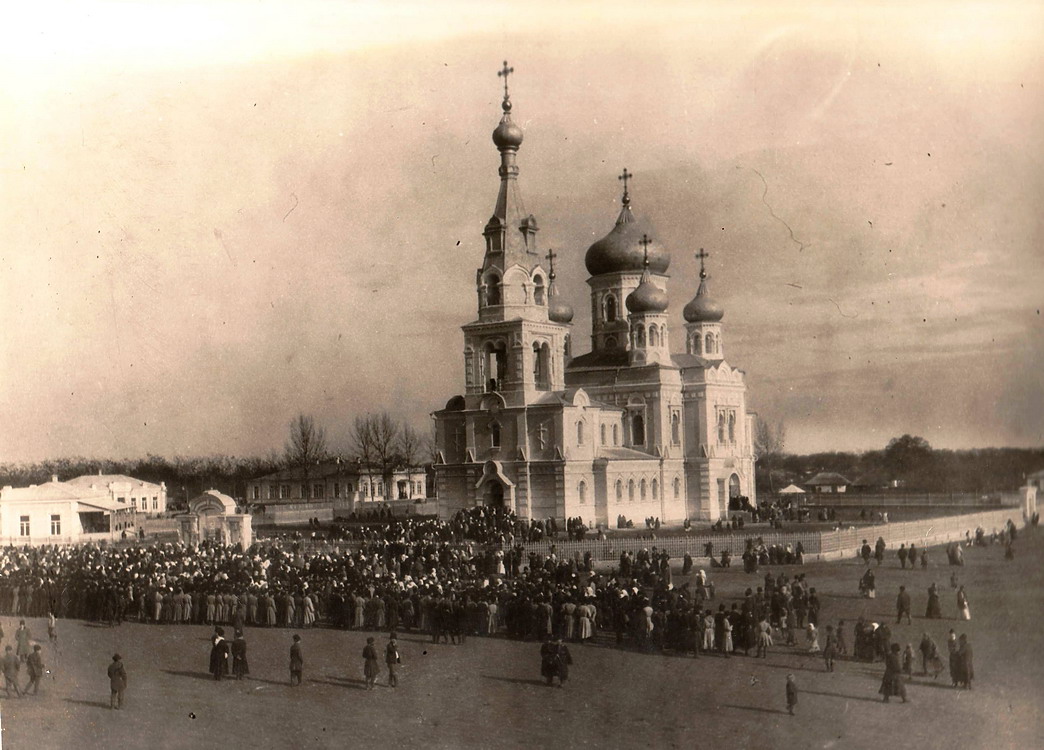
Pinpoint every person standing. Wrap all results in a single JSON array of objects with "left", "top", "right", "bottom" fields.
[
  {"left": 289, "top": 634, "right": 303, "bottom": 686},
  {"left": 897, "top": 544, "right": 908, "bottom": 569},
  {"left": 362, "top": 636, "right": 380, "bottom": 690},
  {"left": 539, "top": 636, "right": 572, "bottom": 687},
  {"left": 956, "top": 586, "right": 971, "bottom": 621},
  {"left": 385, "top": 633, "right": 401, "bottom": 688},
  {"left": 2, "top": 645, "right": 21, "bottom": 697},
  {"left": 896, "top": 586, "right": 912, "bottom": 625},
  {"left": 14, "top": 620, "right": 32, "bottom": 663},
  {"left": 756, "top": 616, "right": 772, "bottom": 659},
  {"left": 107, "top": 653, "right": 127, "bottom": 709},
  {"left": 957, "top": 634, "right": 974, "bottom": 689},
  {"left": 947, "top": 629, "right": 959, "bottom": 686},
  {"left": 47, "top": 612, "right": 57, "bottom": 643},
  {"left": 879, "top": 643, "right": 907, "bottom": 703},
  {"left": 231, "top": 630, "right": 249, "bottom": 680},
  {"left": 926, "top": 583, "right": 942, "bottom": 619},
  {"left": 908, "top": 543, "right": 918, "bottom": 568},
  {"left": 209, "top": 627, "right": 230, "bottom": 681},
  {"left": 786, "top": 674, "right": 798, "bottom": 716},
  {"left": 822, "top": 625, "right": 837, "bottom": 672},
  {"left": 806, "top": 622, "right": 820, "bottom": 653},
  {"left": 24, "top": 645, "right": 44, "bottom": 695}
]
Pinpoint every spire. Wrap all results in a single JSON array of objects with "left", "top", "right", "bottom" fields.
[
  {"left": 618, "top": 167, "right": 633, "bottom": 208},
  {"left": 486, "top": 60, "right": 538, "bottom": 267}
]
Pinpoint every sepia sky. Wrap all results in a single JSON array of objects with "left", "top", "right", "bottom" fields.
[{"left": 1, "top": 1, "right": 1042, "bottom": 461}]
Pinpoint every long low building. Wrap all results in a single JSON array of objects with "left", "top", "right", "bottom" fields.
[
  {"left": 244, "top": 460, "right": 430, "bottom": 511},
  {"left": 0, "top": 476, "right": 136, "bottom": 545},
  {"left": 64, "top": 472, "right": 168, "bottom": 516}
]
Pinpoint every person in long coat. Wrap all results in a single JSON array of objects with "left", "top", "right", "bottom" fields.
[
  {"left": 957, "top": 634, "right": 974, "bottom": 689},
  {"left": 956, "top": 586, "right": 971, "bottom": 621},
  {"left": 947, "top": 629, "right": 960, "bottom": 686},
  {"left": 822, "top": 625, "right": 837, "bottom": 671},
  {"left": 879, "top": 643, "right": 907, "bottom": 702},
  {"left": 209, "top": 627, "right": 230, "bottom": 680},
  {"left": 539, "top": 636, "right": 572, "bottom": 687},
  {"left": 362, "top": 637, "right": 380, "bottom": 690},
  {"left": 926, "top": 583, "right": 943, "bottom": 619},
  {"left": 290, "top": 634, "right": 303, "bottom": 686},
  {"left": 14, "top": 621, "right": 32, "bottom": 662},
  {"left": 231, "top": 631, "right": 249, "bottom": 680}
]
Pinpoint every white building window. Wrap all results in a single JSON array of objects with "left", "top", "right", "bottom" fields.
[
  {"left": 334, "top": 483, "right": 340, "bottom": 498},
  {"left": 640, "top": 479, "right": 647, "bottom": 501},
  {"left": 652, "top": 479, "right": 658, "bottom": 499},
  {"left": 313, "top": 484, "right": 325, "bottom": 499},
  {"left": 252, "top": 486, "right": 260, "bottom": 500},
  {"left": 153, "top": 496, "right": 158, "bottom": 510},
  {"left": 578, "top": 480, "right": 587, "bottom": 505},
  {"left": 577, "top": 420, "right": 585, "bottom": 446},
  {"left": 19, "top": 516, "right": 30, "bottom": 537},
  {"left": 615, "top": 480, "right": 623, "bottom": 500},
  {"left": 50, "top": 514, "right": 61, "bottom": 535},
  {"left": 674, "top": 477, "right": 681, "bottom": 499}
]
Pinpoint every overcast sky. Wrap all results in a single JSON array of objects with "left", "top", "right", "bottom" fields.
[{"left": 1, "top": 1, "right": 1041, "bottom": 461}]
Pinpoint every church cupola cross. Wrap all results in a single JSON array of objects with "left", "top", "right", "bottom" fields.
[
  {"left": 695, "top": 247, "right": 709, "bottom": 278},
  {"left": 639, "top": 234, "right": 653, "bottom": 267},
  {"left": 497, "top": 61, "right": 514, "bottom": 100},
  {"left": 618, "top": 167, "right": 633, "bottom": 205},
  {"left": 545, "top": 248, "right": 558, "bottom": 279}
]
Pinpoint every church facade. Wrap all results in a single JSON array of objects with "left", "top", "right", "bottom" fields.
[{"left": 432, "top": 66, "right": 756, "bottom": 525}]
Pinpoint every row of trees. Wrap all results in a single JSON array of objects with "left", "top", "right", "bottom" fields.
[
  {"left": 0, "top": 413, "right": 431, "bottom": 508},
  {"left": 755, "top": 431, "right": 1044, "bottom": 494}
]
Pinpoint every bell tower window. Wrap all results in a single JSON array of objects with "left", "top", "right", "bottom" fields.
[
  {"left": 604, "top": 294, "right": 617, "bottom": 322},
  {"left": 486, "top": 275, "right": 502, "bottom": 306},
  {"left": 491, "top": 422, "right": 501, "bottom": 448},
  {"left": 671, "top": 411, "right": 681, "bottom": 444},
  {"left": 485, "top": 342, "right": 508, "bottom": 392},
  {"left": 532, "top": 342, "right": 550, "bottom": 391},
  {"left": 632, "top": 413, "right": 645, "bottom": 446},
  {"left": 533, "top": 275, "right": 545, "bottom": 305}
]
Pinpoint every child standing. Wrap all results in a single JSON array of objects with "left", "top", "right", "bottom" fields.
[
  {"left": 786, "top": 674, "right": 798, "bottom": 715},
  {"left": 47, "top": 612, "right": 57, "bottom": 642}
]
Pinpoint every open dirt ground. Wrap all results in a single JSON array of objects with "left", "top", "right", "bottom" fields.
[{"left": 1, "top": 528, "right": 1041, "bottom": 750}]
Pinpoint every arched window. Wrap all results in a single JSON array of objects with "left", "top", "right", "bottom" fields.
[
  {"left": 604, "top": 335, "right": 617, "bottom": 350},
  {"left": 728, "top": 412, "right": 736, "bottom": 443},
  {"left": 673, "top": 477, "right": 681, "bottom": 498},
  {"left": 705, "top": 332, "right": 714, "bottom": 354},
  {"left": 671, "top": 411, "right": 681, "bottom": 444},
  {"left": 640, "top": 478, "right": 647, "bottom": 500},
  {"left": 533, "top": 342, "right": 550, "bottom": 390},
  {"left": 491, "top": 422, "right": 501, "bottom": 448},
  {"left": 661, "top": 325, "right": 668, "bottom": 346},
  {"left": 615, "top": 479, "right": 623, "bottom": 501},
  {"left": 487, "top": 275, "right": 502, "bottom": 306},
  {"left": 534, "top": 275, "right": 545, "bottom": 305},
  {"left": 605, "top": 294, "right": 617, "bottom": 322},
  {"left": 577, "top": 420, "right": 585, "bottom": 446},
  {"left": 649, "top": 326, "right": 659, "bottom": 347},
  {"left": 632, "top": 413, "right": 645, "bottom": 446},
  {"left": 578, "top": 480, "right": 587, "bottom": 505},
  {"left": 692, "top": 333, "right": 701, "bottom": 355},
  {"left": 346, "top": 482, "right": 354, "bottom": 493},
  {"left": 612, "top": 424, "right": 619, "bottom": 446},
  {"left": 485, "top": 341, "right": 507, "bottom": 392},
  {"left": 717, "top": 412, "right": 726, "bottom": 443},
  {"left": 652, "top": 479, "right": 658, "bottom": 499},
  {"left": 635, "top": 325, "right": 646, "bottom": 348},
  {"left": 600, "top": 423, "right": 607, "bottom": 445},
  {"left": 376, "top": 481, "right": 384, "bottom": 497},
  {"left": 628, "top": 479, "right": 636, "bottom": 502}
]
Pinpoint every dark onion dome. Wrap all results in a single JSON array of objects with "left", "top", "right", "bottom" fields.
[
  {"left": 585, "top": 203, "right": 670, "bottom": 276},
  {"left": 444, "top": 395, "right": 466, "bottom": 411},
  {"left": 492, "top": 98, "right": 524, "bottom": 149},
  {"left": 683, "top": 276, "right": 724, "bottom": 322},
  {"left": 626, "top": 278, "right": 669, "bottom": 314},
  {"left": 548, "top": 297, "right": 574, "bottom": 323}
]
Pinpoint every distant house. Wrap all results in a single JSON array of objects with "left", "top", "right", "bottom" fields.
[
  {"left": 244, "top": 460, "right": 428, "bottom": 506},
  {"left": 1028, "top": 469, "right": 1044, "bottom": 493},
  {"left": 65, "top": 472, "right": 168, "bottom": 516},
  {"left": 804, "top": 472, "right": 852, "bottom": 494},
  {"left": 0, "top": 476, "right": 134, "bottom": 544}
]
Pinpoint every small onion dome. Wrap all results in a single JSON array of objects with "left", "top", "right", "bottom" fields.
[
  {"left": 492, "top": 100, "right": 523, "bottom": 149},
  {"left": 683, "top": 277, "right": 724, "bottom": 322},
  {"left": 548, "top": 297, "right": 574, "bottom": 323},
  {"left": 626, "top": 278, "right": 669, "bottom": 314},
  {"left": 585, "top": 204, "right": 670, "bottom": 276}
]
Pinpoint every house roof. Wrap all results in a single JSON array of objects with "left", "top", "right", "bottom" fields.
[
  {"left": 1, "top": 480, "right": 108, "bottom": 503},
  {"left": 778, "top": 484, "right": 807, "bottom": 494},
  {"left": 66, "top": 474, "right": 163, "bottom": 491},
  {"left": 804, "top": 472, "right": 852, "bottom": 486}
]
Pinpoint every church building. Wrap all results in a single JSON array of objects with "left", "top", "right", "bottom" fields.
[{"left": 432, "top": 64, "right": 756, "bottom": 525}]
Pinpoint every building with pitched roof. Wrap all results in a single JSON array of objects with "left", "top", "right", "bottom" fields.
[
  {"left": 431, "top": 64, "right": 757, "bottom": 524},
  {"left": 0, "top": 476, "right": 134, "bottom": 544},
  {"left": 65, "top": 472, "right": 168, "bottom": 516}
]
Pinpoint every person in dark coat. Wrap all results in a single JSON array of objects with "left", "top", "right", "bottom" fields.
[
  {"left": 879, "top": 643, "right": 907, "bottom": 702},
  {"left": 362, "top": 637, "right": 380, "bottom": 690},
  {"left": 896, "top": 586, "right": 912, "bottom": 624},
  {"left": 107, "top": 653, "right": 127, "bottom": 709},
  {"left": 289, "top": 634, "right": 303, "bottom": 686},
  {"left": 385, "top": 633, "right": 401, "bottom": 687},
  {"left": 209, "top": 627, "right": 230, "bottom": 680},
  {"left": 231, "top": 631, "right": 249, "bottom": 680},
  {"left": 539, "top": 636, "right": 572, "bottom": 687},
  {"left": 24, "top": 645, "right": 45, "bottom": 695},
  {"left": 957, "top": 634, "right": 974, "bottom": 689},
  {"left": 786, "top": 674, "right": 798, "bottom": 715},
  {"left": 2, "top": 645, "right": 21, "bottom": 697},
  {"left": 926, "top": 583, "right": 942, "bottom": 619}
]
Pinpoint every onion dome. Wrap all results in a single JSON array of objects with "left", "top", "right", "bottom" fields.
[
  {"left": 492, "top": 98, "right": 524, "bottom": 149},
  {"left": 545, "top": 249, "right": 574, "bottom": 323},
  {"left": 585, "top": 196, "right": 670, "bottom": 276},
  {"left": 625, "top": 236, "right": 669, "bottom": 313},
  {"left": 626, "top": 278, "right": 669, "bottom": 313},
  {"left": 683, "top": 269, "right": 724, "bottom": 322}
]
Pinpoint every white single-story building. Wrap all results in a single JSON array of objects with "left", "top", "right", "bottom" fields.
[
  {"left": 65, "top": 472, "right": 168, "bottom": 516},
  {"left": 0, "top": 477, "right": 134, "bottom": 545}
]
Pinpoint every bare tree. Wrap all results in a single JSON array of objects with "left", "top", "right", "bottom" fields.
[
  {"left": 754, "top": 416, "right": 786, "bottom": 456},
  {"left": 397, "top": 422, "right": 422, "bottom": 468},
  {"left": 285, "top": 414, "right": 329, "bottom": 468},
  {"left": 351, "top": 413, "right": 400, "bottom": 497}
]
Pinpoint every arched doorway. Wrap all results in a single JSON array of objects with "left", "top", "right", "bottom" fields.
[
  {"left": 485, "top": 481, "right": 505, "bottom": 508},
  {"left": 729, "top": 473, "right": 741, "bottom": 500}
]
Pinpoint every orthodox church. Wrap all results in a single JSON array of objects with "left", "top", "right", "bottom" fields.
[{"left": 432, "top": 65, "right": 756, "bottom": 525}]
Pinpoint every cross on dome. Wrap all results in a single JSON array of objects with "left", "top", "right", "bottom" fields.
[
  {"left": 695, "top": 248, "right": 710, "bottom": 278},
  {"left": 618, "top": 168, "right": 633, "bottom": 206},
  {"left": 497, "top": 61, "right": 514, "bottom": 106},
  {"left": 639, "top": 234, "right": 653, "bottom": 267},
  {"left": 546, "top": 248, "right": 558, "bottom": 280}
]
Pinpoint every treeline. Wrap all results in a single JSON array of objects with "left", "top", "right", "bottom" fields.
[
  {"left": 756, "top": 435, "right": 1044, "bottom": 495},
  {"left": 0, "top": 455, "right": 284, "bottom": 510}
]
